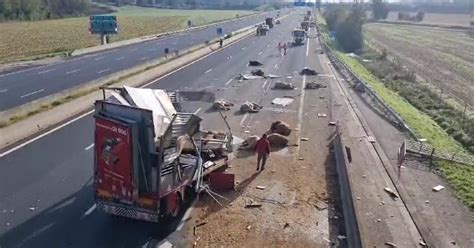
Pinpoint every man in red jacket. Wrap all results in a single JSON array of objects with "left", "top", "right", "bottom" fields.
[{"left": 255, "top": 134, "right": 271, "bottom": 171}]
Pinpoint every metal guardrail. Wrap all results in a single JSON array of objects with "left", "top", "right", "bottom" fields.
[{"left": 405, "top": 140, "right": 474, "bottom": 166}]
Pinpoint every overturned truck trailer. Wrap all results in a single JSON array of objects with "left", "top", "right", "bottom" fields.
[{"left": 93, "top": 86, "right": 232, "bottom": 222}]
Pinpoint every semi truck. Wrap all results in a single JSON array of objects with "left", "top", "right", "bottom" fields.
[
  {"left": 93, "top": 86, "right": 232, "bottom": 222},
  {"left": 292, "top": 29, "right": 306, "bottom": 45},
  {"left": 265, "top": 17, "right": 274, "bottom": 29}
]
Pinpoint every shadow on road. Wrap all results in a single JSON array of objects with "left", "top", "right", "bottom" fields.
[{"left": 0, "top": 180, "right": 188, "bottom": 248}]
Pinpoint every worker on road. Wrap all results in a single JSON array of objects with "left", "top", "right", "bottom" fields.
[
  {"left": 255, "top": 134, "right": 271, "bottom": 171},
  {"left": 219, "top": 38, "right": 223, "bottom": 48},
  {"left": 283, "top": 42, "right": 287, "bottom": 55},
  {"left": 278, "top": 42, "right": 283, "bottom": 55}
]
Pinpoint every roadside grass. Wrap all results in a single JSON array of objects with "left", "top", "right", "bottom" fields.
[
  {"left": 0, "top": 6, "right": 255, "bottom": 63},
  {"left": 336, "top": 52, "right": 474, "bottom": 210}
]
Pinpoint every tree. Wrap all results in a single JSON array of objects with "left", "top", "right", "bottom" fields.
[
  {"left": 323, "top": 6, "right": 346, "bottom": 32},
  {"left": 372, "top": 0, "right": 388, "bottom": 20},
  {"left": 335, "top": 4, "right": 365, "bottom": 52}
]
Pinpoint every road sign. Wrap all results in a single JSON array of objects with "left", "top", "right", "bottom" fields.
[
  {"left": 294, "top": 0, "right": 305, "bottom": 7},
  {"left": 90, "top": 15, "right": 118, "bottom": 34},
  {"left": 217, "top": 27, "right": 223, "bottom": 36}
]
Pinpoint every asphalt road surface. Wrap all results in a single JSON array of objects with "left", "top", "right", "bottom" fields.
[
  {"left": 0, "top": 10, "right": 318, "bottom": 248},
  {"left": 0, "top": 10, "right": 282, "bottom": 111}
]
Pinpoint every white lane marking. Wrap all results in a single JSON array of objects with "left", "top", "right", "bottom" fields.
[
  {"left": 148, "top": 48, "right": 157, "bottom": 51},
  {"left": 37, "top": 69, "right": 54, "bottom": 75},
  {"left": 97, "top": 69, "right": 110, "bottom": 74},
  {"left": 20, "top": 89, "right": 45, "bottom": 98},
  {"left": 205, "top": 68, "right": 213, "bottom": 74},
  {"left": 66, "top": 69, "right": 80, "bottom": 75},
  {"left": 157, "top": 241, "right": 173, "bottom": 248},
  {"left": 295, "top": 75, "right": 307, "bottom": 157},
  {"left": 274, "top": 63, "right": 278, "bottom": 69},
  {"left": 1, "top": 26, "right": 248, "bottom": 158},
  {"left": 140, "top": 56, "right": 149, "bottom": 61},
  {"left": 81, "top": 204, "right": 97, "bottom": 219},
  {"left": 194, "top": 108, "right": 202, "bottom": 114},
  {"left": 262, "top": 79, "right": 269, "bottom": 89},
  {"left": 0, "top": 110, "right": 93, "bottom": 158},
  {"left": 116, "top": 57, "right": 125, "bottom": 61},
  {"left": 130, "top": 48, "right": 138, "bottom": 51},
  {"left": 240, "top": 113, "right": 249, "bottom": 127},
  {"left": 0, "top": 89, "right": 7, "bottom": 93},
  {"left": 84, "top": 143, "right": 94, "bottom": 151},
  {"left": 242, "top": 47, "right": 246, "bottom": 50},
  {"left": 224, "top": 78, "right": 233, "bottom": 86},
  {"left": 258, "top": 52, "right": 263, "bottom": 56},
  {"left": 94, "top": 56, "right": 105, "bottom": 61},
  {"left": 306, "top": 28, "right": 311, "bottom": 57}
]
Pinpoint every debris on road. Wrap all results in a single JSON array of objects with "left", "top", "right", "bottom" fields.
[
  {"left": 328, "top": 121, "right": 337, "bottom": 126},
  {"left": 300, "top": 137, "right": 309, "bottom": 141},
  {"left": 283, "top": 223, "right": 290, "bottom": 229},
  {"left": 270, "top": 121, "right": 292, "bottom": 136},
  {"left": 433, "top": 185, "right": 445, "bottom": 192},
  {"left": 385, "top": 241, "right": 397, "bottom": 247},
  {"left": 368, "top": 136, "right": 376, "bottom": 143},
  {"left": 314, "top": 201, "right": 328, "bottom": 210},
  {"left": 246, "top": 225, "right": 252, "bottom": 230},
  {"left": 239, "top": 135, "right": 259, "bottom": 150},
  {"left": 256, "top": 186, "right": 266, "bottom": 190},
  {"left": 300, "top": 67, "right": 318, "bottom": 75},
  {"left": 384, "top": 187, "right": 399, "bottom": 199},
  {"left": 419, "top": 241, "right": 427, "bottom": 247},
  {"left": 28, "top": 207, "right": 35, "bottom": 211},
  {"left": 240, "top": 102, "right": 263, "bottom": 113},
  {"left": 337, "top": 235, "right": 347, "bottom": 240},
  {"left": 317, "top": 113, "right": 327, "bottom": 117},
  {"left": 267, "top": 133, "right": 289, "bottom": 147},
  {"left": 274, "top": 81, "right": 295, "bottom": 90},
  {"left": 245, "top": 203, "right": 262, "bottom": 208},
  {"left": 238, "top": 74, "right": 262, "bottom": 80},
  {"left": 305, "top": 81, "right": 326, "bottom": 89},
  {"left": 251, "top": 69, "right": 265, "bottom": 77},
  {"left": 248, "top": 60, "right": 263, "bottom": 66},
  {"left": 213, "top": 99, "right": 234, "bottom": 111},
  {"left": 272, "top": 97, "right": 294, "bottom": 106}
]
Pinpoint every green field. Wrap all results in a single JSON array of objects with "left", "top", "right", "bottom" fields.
[{"left": 0, "top": 6, "right": 256, "bottom": 62}]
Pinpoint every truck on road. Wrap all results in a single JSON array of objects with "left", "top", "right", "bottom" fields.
[
  {"left": 93, "top": 87, "right": 232, "bottom": 222},
  {"left": 301, "top": 21, "right": 309, "bottom": 31},
  {"left": 265, "top": 17, "right": 274, "bottom": 29},
  {"left": 292, "top": 29, "right": 306, "bottom": 45}
]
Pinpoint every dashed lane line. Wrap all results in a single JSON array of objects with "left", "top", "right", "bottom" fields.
[{"left": 20, "top": 89, "right": 45, "bottom": 98}]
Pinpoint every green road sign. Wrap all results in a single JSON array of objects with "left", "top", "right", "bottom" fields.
[{"left": 90, "top": 15, "right": 118, "bottom": 34}]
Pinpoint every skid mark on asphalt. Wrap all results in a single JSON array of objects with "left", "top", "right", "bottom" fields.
[{"left": 21, "top": 89, "right": 45, "bottom": 98}]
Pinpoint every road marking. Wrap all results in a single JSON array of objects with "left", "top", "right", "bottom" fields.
[
  {"left": 242, "top": 47, "right": 246, "bottom": 50},
  {"left": 97, "top": 69, "right": 110, "bottom": 74},
  {"left": 66, "top": 69, "right": 80, "bottom": 75},
  {"left": 140, "top": 56, "right": 149, "bottom": 61},
  {"left": 81, "top": 204, "right": 97, "bottom": 219},
  {"left": 94, "top": 56, "right": 105, "bottom": 61},
  {"left": 306, "top": 30, "right": 311, "bottom": 57},
  {"left": 258, "top": 52, "right": 263, "bottom": 56},
  {"left": 0, "top": 89, "right": 7, "bottom": 93},
  {"left": 20, "top": 89, "right": 45, "bottom": 98},
  {"left": 84, "top": 143, "right": 94, "bottom": 151},
  {"left": 295, "top": 75, "right": 307, "bottom": 157},
  {"left": 116, "top": 57, "right": 125, "bottom": 61},
  {"left": 194, "top": 108, "right": 202, "bottom": 114},
  {"left": 37, "top": 69, "right": 54, "bottom": 75},
  {"left": 205, "top": 68, "right": 213, "bottom": 74},
  {"left": 240, "top": 113, "right": 249, "bottom": 127},
  {"left": 224, "top": 78, "right": 233, "bottom": 86},
  {"left": 262, "top": 79, "right": 269, "bottom": 89},
  {"left": 1, "top": 25, "right": 250, "bottom": 158},
  {"left": 274, "top": 63, "right": 278, "bottom": 69}
]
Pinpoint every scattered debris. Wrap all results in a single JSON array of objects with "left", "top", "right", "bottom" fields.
[
  {"left": 300, "top": 137, "right": 309, "bottom": 141},
  {"left": 425, "top": 200, "right": 430, "bottom": 204},
  {"left": 270, "top": 121, "right": 292, "bottom": 136},
  {"left": 256, "top": 186, "right": 266, "bottom": 190},
  {"left": 305, "top": 81, "right": 326, "bottom": 89},
  {"left": 272, "top": 97, "right": 294, "bottom": 106},
  {"left": 317, "top": 113, "right": 327, "bottom": 117},
  {"left": 362, "top": 174, "right": 367, "bottom": 178},
  {"left": 240, "top": 102, "right": 263, "bottom": 113},
  {"left": 248, "top": 60, "right": 263, "bottom": 66},
  {"left": 368, "top": 136, "right": 376, "bottom": 143},
  {"left": 433, "top": 185, "right": 445, "bottom": 192},
  {"left": 376, "top": 219, "right": 382, "bottom": 222},
  {"left": 283, "top": 223, "right": 290, "bottom": 229},
  {"left": 238, "top": 74, "right": 262, "bottom": 80},
  {"left": 328, "top": 121, "right": 337, "bottom": 126},
  {"left": 213, "top": 99, "right": 234, "bottom": 111},
  {"left": 246, "top": 225, "right": 252, "bottom": 230},
  {"left": 419, "top": 241, "right": 427, "bottom": 247},
  {"left": 314, "top": 201, "right": 328, "bottom": 210},
  {"left": 300, "top": 67, "right": 318, "bottom": 75},
  {"left": 298, "top": 157, "right": 304, "bottom": 160},
  {"left": 337, "top": 235, "right": 347, "bottom": 240},
  {"left": 245, "top": 203, "right": 262, "bottom": 208},
  {"left": 380, "top": 201, "right": 385, "bottom": 205},
  {"left": 384, "top": 187, "right": 399, "bottom": 199},
  {"left": 239, "top": 135, "right": 259, "bottom": 150},
  {"left": 6, "top": 222, "right": 10, "bottom": 226},
  {"left": 356, "top": 197, "right": 361, "bottom": 200},
  {"left": 268, "top": 133, "right": 289, "bottom": 147},
  {"left": 274, "top": 81, "right": 295, "bottom": 90},
  {"left": 385, "top": 241, "right": 397, "bottom": 247},
  {"left": 29, "top": 207, "right": 35, "bottom": 211},
  {"left": 251, "top": 69, "right": 265, "bottom": 77},
  {"left": 323, "top": 238, "right": 331, "bottom": 243},
  {"left": 333, "top": 216, "right": 339, "bottom": 220}
]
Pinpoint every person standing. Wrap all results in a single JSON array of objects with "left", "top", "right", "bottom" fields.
[
  {"left": 219, "top": 38, "right": 223, "bottom": 48},
  {"left": 255, "top": 134, "right": 271, "bottom": 171}
]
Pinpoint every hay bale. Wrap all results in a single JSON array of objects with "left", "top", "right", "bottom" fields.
[
  {"left": 240, "top": 102, "right": 263, "bottom": 113},
  {"left": 213, "top": 99, "right": 234, "bottom": 111},
  {"left": 274, "top": 81, "right": 295, "bottom": 90},
  {"left": 270, "top": 121, "right": 291, "bottom": 136},
  {"left": 239, "top": 135, "right": 260, "bottom": 150},
  {"left": 267, "top": 133, "right": 289, "bottom": 147}
]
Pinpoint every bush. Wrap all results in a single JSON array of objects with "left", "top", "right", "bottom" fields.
[
  {"left": 415, "top": 11, "right": 425, "bottom": 22},
  {"left": 372, "top": 0, "right": 389, "bottom": 20},
  {"left": 334, "top": 5, "right": 365, "bottom": 52}
]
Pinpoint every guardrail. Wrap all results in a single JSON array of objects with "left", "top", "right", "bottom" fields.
[
  {"left": 317, "top": 33, "right": 418, "bottom": 139},
  {"left": 405, "top": 140, "right": 474, "bottom": 166}
]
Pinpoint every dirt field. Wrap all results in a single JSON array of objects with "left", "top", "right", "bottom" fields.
[
  {"left": 0, "top": 6, "right": 255, "bottom": 62},
  {"left": 385, "top": 11, "right": 472, "bottom": 27},
  {"left": 364, "top": 23, "right": 474, "bottom": 108}
]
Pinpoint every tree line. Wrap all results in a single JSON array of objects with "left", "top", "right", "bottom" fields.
[
  {"left": 323, "top": 4, "right": 365, "bottom": 53},
  {"left": 0, "top": 0, "right": 90, "bottom": 20}
]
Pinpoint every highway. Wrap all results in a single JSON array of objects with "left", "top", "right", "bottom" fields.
[
  {"left": 0, "top": 11, "right": 316, "bottom": 247},
  {"left": 0, "top": 10, "right": 281, "bottom": 111}
]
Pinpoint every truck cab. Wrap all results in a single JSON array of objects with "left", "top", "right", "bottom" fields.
[
  {"left": 265, "top": 17, "right": 274, "bottom": 29},
  {"left": 301, "top": 21, "right": 309, "bottom": 31},
  {"left": 292, "top": 29, "right": 306, "bottom": 46}
]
